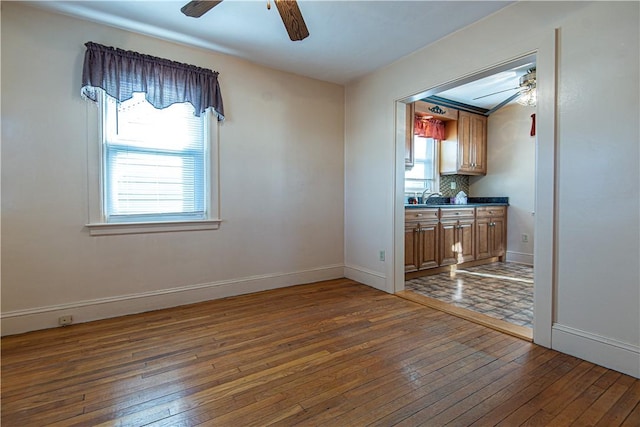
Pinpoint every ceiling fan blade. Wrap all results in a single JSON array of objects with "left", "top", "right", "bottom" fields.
[
  {"left": 473, "top": 87, "right": 519, "bottom": 101},
  {"left": 274, "top": 0, "right": 309, "bottom": 41},
  {"left": 181, "top": 0, "right": 223, "bottom": 18}
]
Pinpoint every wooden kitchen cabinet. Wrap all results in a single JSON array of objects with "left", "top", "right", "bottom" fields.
[
  {"left": 439, "top": 208, "right": 476, "bottom": 266},
  {"left": 476, "top": 206, "right": 507, "bottom": 261},
  {"left": 405, "top": 205, "right": 507, "bottom": 277},
  {"left": 405, "top": 103, "right": 414, "bottom": 167},
  {"left": 405, "top": 208, "right": 439, "bottom": 272},
  {"left": 441, "top": 111, "right": 487, "bottom": 175}
]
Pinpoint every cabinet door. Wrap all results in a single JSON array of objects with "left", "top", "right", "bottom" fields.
[
  {"left": 457, "top": 111, "right": 473, "bottom": 172},
  {"left": 405, "top": 103, "right": 414, "bottom": 167},
  {"left": 418, "top": 221, "right": 439, "bottom": 270},
  {"left": 458, "top": 219, "right": 476, "bottom": 263},
  {"left": 404, "top": 223, "right": 419, "bottom": 272},
  {"left": 476, "top": 217, "right": 491, "bottom": 260},
  {"left": 439, "top": 220, "right": 458, "bottom": 266},
  {"left": 470, "top": 113, "right": 487, "bottom": 174},
  {"left": 490, "top": 216, "right": 506, "bottom": 257}
]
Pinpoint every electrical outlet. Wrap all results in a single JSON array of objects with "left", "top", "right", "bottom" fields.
[
  {"left": 522, "top": 234, "right": 529, "bottom": 243},
  {"left": 58, "top": 315, "right": 73, "bottom": 326},
  {"left": 450, "top": 182, "right": 457, "bottom": 190},
  {"left": 379, "top": 250, "right": 385, "bottom": 262}
]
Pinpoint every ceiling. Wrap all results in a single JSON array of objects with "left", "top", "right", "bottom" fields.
[
  {"left": 434, "top": 61, "right": 536, "bottom": 110},
  {"left": 29, "top": 0, "right": 531, "bottom": 110},
  {"left": 30, "top": 0, "right": 514, "bottom": 86}
]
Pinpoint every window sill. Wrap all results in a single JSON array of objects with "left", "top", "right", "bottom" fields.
[{"left": 86, "top": 219, "right": 221, "bottom": 236}]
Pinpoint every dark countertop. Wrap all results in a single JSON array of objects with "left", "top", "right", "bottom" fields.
[{"left": 405, "top": 196, "right": 509, "bottom": 208}]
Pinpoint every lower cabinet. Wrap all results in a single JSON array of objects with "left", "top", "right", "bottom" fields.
[
  {"left": 439, "top": 208, "right": 476, "bottom": 265},
  {"left": 405, "top": 205, "right": 507, "bottom": 274},
  {"left": 476, "top": 206, "right": 507, "bottom": 260},
  {"left": 405, "top": 208, "right": 439, "bottom": 272}
]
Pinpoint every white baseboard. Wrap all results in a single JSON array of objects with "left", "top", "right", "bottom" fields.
[
  {"left": 552, "top": 323, "right": 640, "bottom": 378},
  {"left": 506, "top": 251, "right": 534, "bottom": 265},
  {"left": 344, "top": 264, "right": 387, "bottom": 292},
  {"left": 1, "top": 264, "right": 345, "bottom": 336}
]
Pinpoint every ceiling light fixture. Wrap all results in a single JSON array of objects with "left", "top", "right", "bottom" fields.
[{"left": 517, "top": 69, "right": 537, "bottom": 106}]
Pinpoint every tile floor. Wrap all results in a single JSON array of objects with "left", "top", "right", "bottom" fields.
[{"left": 405, "top": 262, "right": 534, "bottom": 328}]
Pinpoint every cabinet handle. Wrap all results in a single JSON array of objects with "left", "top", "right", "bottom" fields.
[
  {"left": 455, "top": 212, "right": 460, "bottom": 215},
  {"left": 416, "top": 213, "right": 423, "bottom": 217}
]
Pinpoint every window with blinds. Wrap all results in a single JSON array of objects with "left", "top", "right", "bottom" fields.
[
  {"left": 405, "top": 136, "right": 439, "bottom": 194},
  {"left": 102, "top": 92, "right": 208, "bottom": 223}
]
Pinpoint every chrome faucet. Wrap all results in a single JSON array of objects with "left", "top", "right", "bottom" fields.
[{"left": 421, "top": 190, "right": 442, "bottom": 204}]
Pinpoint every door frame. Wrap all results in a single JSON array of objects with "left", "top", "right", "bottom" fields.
[{"left": 393, "top": 31, "right": 557, "bottom": 347}]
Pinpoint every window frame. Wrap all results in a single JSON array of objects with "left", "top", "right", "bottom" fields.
[
  {"left": 404, "top": 135, "right": 440, "bottom": 195},
  {"left": 86, "top": 92, "right": 221, "bottom": 236}
]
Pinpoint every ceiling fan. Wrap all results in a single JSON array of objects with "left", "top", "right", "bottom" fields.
[
  {"left": 181, "top": 0, "right": 309, "bottom": 41},
  {"left": 474, "top": 68, "right": 537, "bottom": 109}
]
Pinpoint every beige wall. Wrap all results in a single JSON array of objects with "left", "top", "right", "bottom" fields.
[
  {"left": 345, "top": 1, "right": 639, "bottom": 377},
  {"left": 1, "top": 3, "right": 345, "bottom": 334},
  {"left": 471, "top": 103, "right": 536, "bottom": 265}
]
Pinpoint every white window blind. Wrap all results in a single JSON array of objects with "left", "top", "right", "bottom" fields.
[{"left": 103, "top": 92, "right": 207, "bottom": 223}]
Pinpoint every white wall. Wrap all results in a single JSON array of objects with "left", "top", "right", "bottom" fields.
[
  {"left": 1, "top": 3, "right": 345, "bottom": 334},
  {"left": 345, "top": 1, "right": 639, "bottom": 377},
  {"left": 470, "top": 103, "right": 536, "bottom": 265}
]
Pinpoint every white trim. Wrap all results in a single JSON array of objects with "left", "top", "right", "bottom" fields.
[
  {"left": 506, "top": 251, "right": 534, "bottom": 266},
  {"left": 345, "top": 264, "right": 387, "bottom": 292},
  {"left": 86, "top": 219, "right": 222, "bottom": 235},
  {"left": 552, "top": 324, "right": 640, "bottom": 378},
  {"left": 394, "top": 101, "right": 409, "bottom": 293},
  {"left": 533, "top": 30, "right": 558, "bottom": 348},
  {"left": 1, "top": 264, "right": 345, "bottom": 336}
]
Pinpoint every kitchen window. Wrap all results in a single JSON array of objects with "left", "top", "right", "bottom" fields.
[{"left": 405, "top": 136, "right": 440, "bottom": 195}]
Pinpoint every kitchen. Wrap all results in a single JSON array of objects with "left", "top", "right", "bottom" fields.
[{"left": 401, "top": 61, "right": 536, "bottom": 340}]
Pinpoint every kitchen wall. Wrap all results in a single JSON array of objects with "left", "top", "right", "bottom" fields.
[
  {"left": 1, "top": 3, "right": 345, "bottom": 334},
  {"left": 439, "top": 175, "right": 469, "bottom": 198},
  {"left": 470, "top": 103, "right": 536, "bottom": 265},
  {"left": 345, "top": 1, "right": 639, "bottom": 377}
]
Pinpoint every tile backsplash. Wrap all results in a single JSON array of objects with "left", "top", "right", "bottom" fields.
[{"left": 439, "top": 175, "right": 469, "bottom": 197}]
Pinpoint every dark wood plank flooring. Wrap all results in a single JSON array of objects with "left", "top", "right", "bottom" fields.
[{"left": 2, "top": 279, "right": 638, "bottom": 426}]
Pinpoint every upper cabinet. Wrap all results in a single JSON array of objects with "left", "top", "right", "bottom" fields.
[
  {"left": 405, "top": 103, "right": 415, "bottom": 167},
  {"left": 441, "top": 111, "right": 487, "bottom": 175}
]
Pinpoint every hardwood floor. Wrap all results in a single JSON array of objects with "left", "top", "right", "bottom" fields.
[{"left": 2, "top": 279, "right": 639, "bottom": 426}]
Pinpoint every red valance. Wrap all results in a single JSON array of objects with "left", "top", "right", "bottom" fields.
[{"left": 414, "top": 116, "right": 445, "bottom": 140}]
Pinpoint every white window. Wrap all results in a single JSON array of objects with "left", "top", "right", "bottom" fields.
[
  {"left": 86, "top": 92, "right": 220, "bottom": 235},
  {"left": 405, "top": 136, "right": 439, "bottom": 194}
]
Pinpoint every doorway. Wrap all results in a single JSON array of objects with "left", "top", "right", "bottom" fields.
[{"left": 396, "top": 54, "right": 538, "bottom": 340}]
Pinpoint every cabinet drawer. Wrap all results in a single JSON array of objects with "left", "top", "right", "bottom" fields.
[
  {"left": 476, "top": 206, "right": 506, "bottom": 218},
  {"left": 405, "top": 209, "right": 439, "bottom": 222},
  {"left": 439, "top": 208, "right": 475, "bottom": 219}
]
